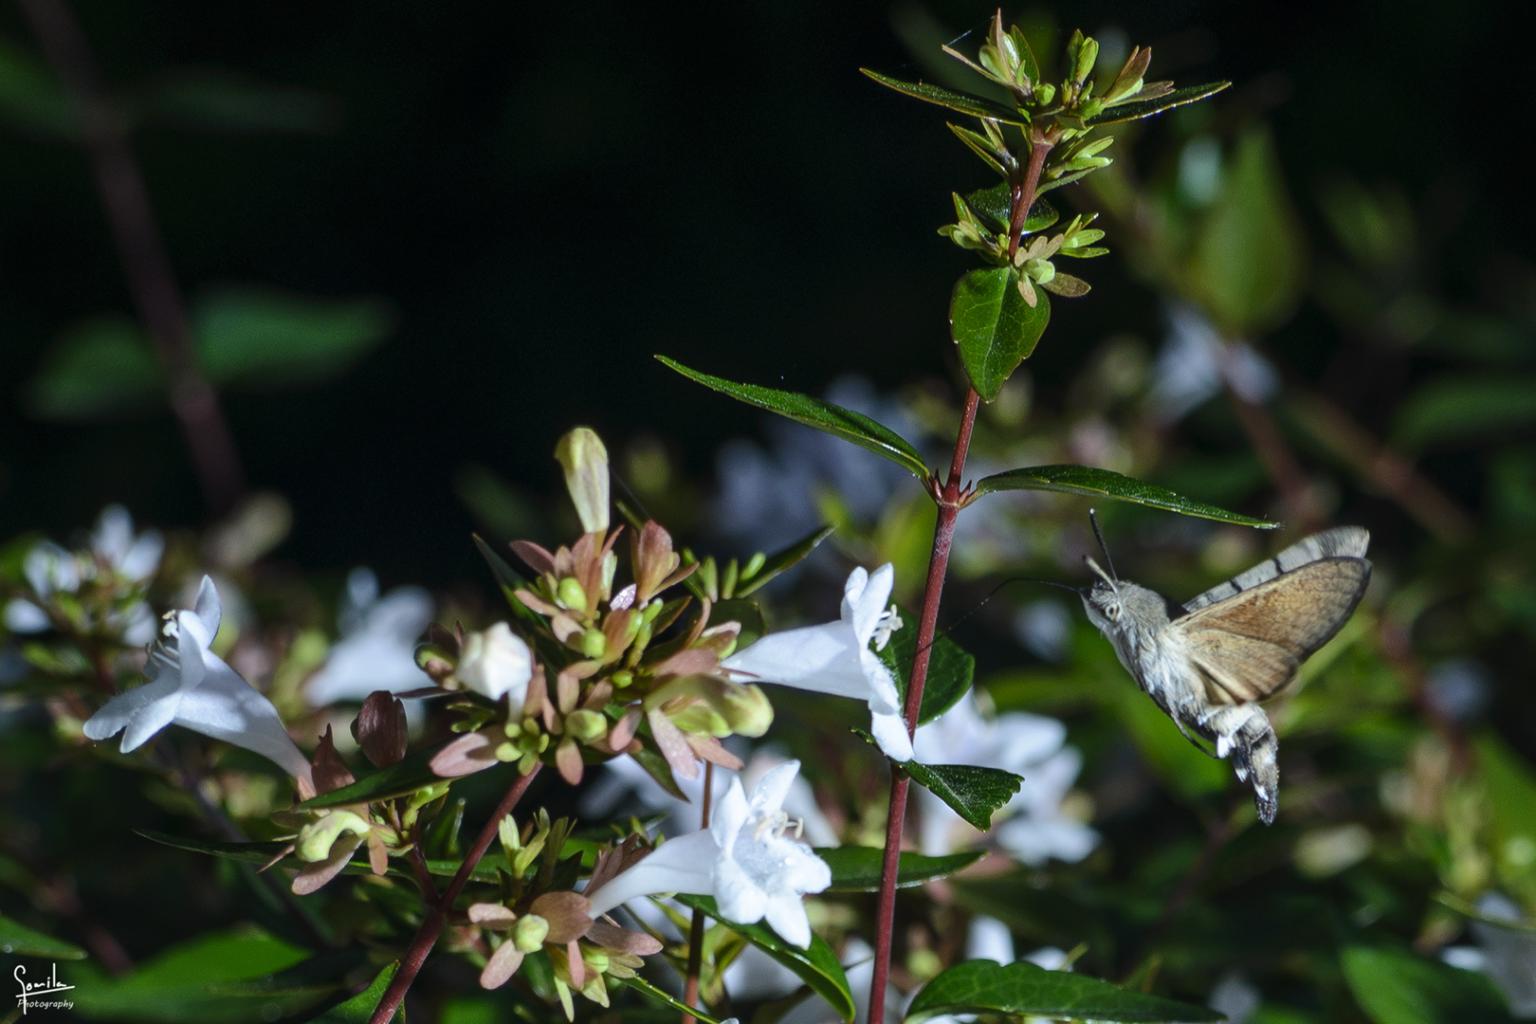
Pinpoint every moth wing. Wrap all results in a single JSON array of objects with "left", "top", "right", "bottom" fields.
[
  {"left": 1174, "top": 556, "right": 1371, "bottom": 705},
  {"left": 1183, "top": 526, "right": 1370, "bottom": 613}
]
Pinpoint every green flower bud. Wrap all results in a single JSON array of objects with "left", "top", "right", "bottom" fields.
[
  {"left": 671, "top": 702, "right": 731, "bottom": 737},
  {"left": 554, "top": 427, "right": 610, "bottom": 534},
  {"left": 1073, "top": 36, "right": 1099, "bottom": 84},
  {"left": 611, "top": 669, "right": 634, "bottom": 689},
  {"left": 565, "top": 708, "right": 607, "bottom": 742},
  {"left": 514, "top": 913, "right": 550, "bottom": 953},
  {"left": 720, "top": 682, "right": 774, "bottom": 738},
  {"left": 556, "top": 577, "right": 588, "bottom": 613},
  {"left": 1025, "top": 258, "right": 1056, "bottom": 284},
  {"left": 296, "top": 810, "right": 371, "bottom": 862},
  {"left": 579, "top": 628, "right": 606, "bottom": 658},
  {"left": 741, "top": 551, "right": 767, "bottom": 579}
]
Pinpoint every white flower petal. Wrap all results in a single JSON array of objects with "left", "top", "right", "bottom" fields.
[
  {"left": 191, "top": 576, "right": 222, "bottom": 639},
  {"left": 779, "top": 843, "right": 832, "bottom": 895},
  {"left": 748, "top": 761, "right": 801, "bottom": 818},
  {"left": 713, "top": 856, "right": 769, "bottom": 926},
  {"left": 847, "top": 564, "right": 895, "bottom": 645},
  {"left": 3, "top": 599, "right": 50, "bottom": 633},
  {"left": 869, "top": 707, "right": 913, "bottom": 763},
  {"left": 763, "top": 891, "right": 813, "bottom": 948},
  {"left": 119, "top": 531, "right": 164, "bottom": 583},
  {"left": 996, "top": 814, "right": 1098, "bottom": 866},
  {"left": 584, "top": 829, "right": 718, "bottom": 918},
  {"left": 82, "top": 676, "right": 179, "bottom": 746},
  {"left": 859, "top": 650, "right": 902, "bottom": 715},
  {"left": 710, "top": 778, "right": 751, "bottom": 849},
  {"left": 723, "top": 623, "right": 868, "bottom": 700},
  {"left": 966, "top": 916, "right": 1016, "bottom": 963},
  {"left": 173, "top": 661, "right": 313, "bottom": 782}
]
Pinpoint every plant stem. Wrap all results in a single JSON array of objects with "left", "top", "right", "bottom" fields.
[
  {"left": 867, "top": 135, "right": 1056, "bottom": 1024},
  {"left": 681, "top": 761, "right": 715, "bottom": 1024},
  {"left": 369, "top": 765, "right": 542, "bottom": 1024},
  {"left": 18, "top": 0, "right": 245, "bottom": 513}
]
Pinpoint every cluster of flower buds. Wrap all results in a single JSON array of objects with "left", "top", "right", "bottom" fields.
[{"left": 423, "top": 427, "right": 775, "bottom": 790}]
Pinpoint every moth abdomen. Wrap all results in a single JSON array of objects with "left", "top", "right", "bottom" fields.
[{"left": 1200, "top": 703, "right": 1279, "bottom": 825}]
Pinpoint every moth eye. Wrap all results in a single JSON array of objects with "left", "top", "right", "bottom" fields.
[{"left": 1106, "top": 604, "right": 1121, "bottom": 622}]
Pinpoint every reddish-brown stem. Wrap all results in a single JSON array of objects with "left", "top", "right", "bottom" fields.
[
  {"left": 868, "top": 134, "right": 1056, "bottom": 1024},
  {"left": 369, "top": 765, "right": 541, "bottom": 1024},
  {"left": 681, "top": 761, "right": 715, "bottom": 1024},
  {"left": 18, "top": 0, "right": 245, "bottom": 513}
]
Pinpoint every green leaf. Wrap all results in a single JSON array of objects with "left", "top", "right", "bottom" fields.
[
  {"left": 0, "top": 913, "right": 87, "bottom": 959},
  {"left": 140, "top": 72, "right": 338, "bottom": 135},
  {"left": 1187, "top": 128, "right": 1304, "bottom": 334},
  {"left": 1340, "top": 946, "right": 1515, "bottom": 1024},
  {"left": 878, "top": 617, "right": 975, "bottom": 725},
  {"left": 735, "top": 523, "right": 836, "bottom": 598},
  {"left": 673, "top": 895, "right": 854, "bottom": 1023},
  {"left": 1087, "top": 80, "right": 1230, "bottom": 125},
  {"left": 905, "top": 960, "right": 1223, "bottom": 1023},
  {"left": 656, "top": 356, "right": 929, "bottom": 479},
  {"left": 903, "top": 761, "right": 1023, "bottom": 831},
  {"left": 950, "top": 267, "right": 1051, "bottom": 401},
  {"left": 858, "top": 69, "right": 1027, "bottom": 125},
  {"left": 306, "top": 962, "right": 400, "bottom": 1023},
  {"left": 618, "top": 975, "right": 728, "bottom": 1024},
  {"left": 194, "top": 288, "right": 393, "bottom": 388},
  {"left": 0, "top": 38, "right": 76, "bottom": 136},
  {"left": 301, "top": 748, "right": 448, "bottom": 808},
  {"left": 814, "top": 846, "right": 983, "bottom": 892},
  {"left": 1392, "top": 375, "right": 1536, "bottom": 451},
  {"left": 961, "top": 184, "right": 1059, "bottom": 234},
  {"left": 26, "top": 316, "right": 163, "bottom": 419},
  {"left": 135, "top": 828, "right": 503, "bottom": 885},
  {"left": 973, "top": 464, "right": 1278, "bottom": 528},
  {"left": 68, "top": 927, "right": 324, "bottom": 1023}
]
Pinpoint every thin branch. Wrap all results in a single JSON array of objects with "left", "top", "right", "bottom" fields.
[
  {"left": 18, "top": 0, "right": 245, "bottom": 512},
  {"left": 681, "top": 761, "right": 715, "bottom": 1024}
]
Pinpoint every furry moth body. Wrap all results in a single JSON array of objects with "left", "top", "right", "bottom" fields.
[{"left": 1080, "top": 526, "right": 1372, "bottom": 824}]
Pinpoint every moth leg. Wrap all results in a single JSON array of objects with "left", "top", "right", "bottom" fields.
[{"left": 1199, "top": 704, "right": 1280, "bottom": 825}]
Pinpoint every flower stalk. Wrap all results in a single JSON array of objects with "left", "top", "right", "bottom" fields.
[{"left": 680, "top": 761, "right": 713, "bottom": 1024}]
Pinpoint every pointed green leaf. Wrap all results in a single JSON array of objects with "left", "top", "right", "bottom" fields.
[
  {"left": 1341, "top": 946, "right": 1515, "bottom": 1024},
  {"left": 903, "top": 761, "right": 1023, "bottom": 831},
  {"left": 906, "top": 960, "right": 1224, "bottom": 1022},
  {"left": 961, "top": 184, "right": 1058, "bottom": 234},
  {"left": 950, "top": 268, "right": 1050, "bottom": 401},
  {"left": 1087, "top": 80, "right": 1230, "bottom": 126},
  {"left": 0, "top": 913, "right": 87, "bottom": 960},
  {"left": 134, "top": 829, "right": 501, "bottom": 883},
  {"left": 307, "top": 962, "right": 401, "bottom": 1023},
  {"left": 673, "top": 894, "right": 854, "bottom": 1022},
  {"left": 735, "top": 523, "right": 836, "bottom": 598},
  {"left": 878, "top": 616, "right": 975, "bottom": 725},
  {"left": 300, "top": 748, "right": 450, "bottom": 808},
  {"left": 973, "top": 464, "right": 1278, "bottom": 528},
  {"left": 814, "top": 846, "right": 984, "bottom": 892},
  {"left": 858, "top": 69, "right": 1027, "bottom": 125},
  {"left": 656, "top": 356, "right": 928, "bottom": 479},
  {"left": 619, "top": 975, "right": 728, "bottom": 1023}
]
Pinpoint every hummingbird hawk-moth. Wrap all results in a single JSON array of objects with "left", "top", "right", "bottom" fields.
[{"left": 1079, "top": 519, "right": 1371, "bottom": 824}]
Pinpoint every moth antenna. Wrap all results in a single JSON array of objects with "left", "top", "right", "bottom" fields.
[
  {"left": 1088, "top": 508, "right": 1118, "bottom": 581},
  {"left": 911, "top": 575, "right": 1080, "bottom": 657}
]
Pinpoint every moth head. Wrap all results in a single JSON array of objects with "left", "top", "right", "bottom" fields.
[{"left": 1081, "top": 555, "right": 1125, "bottom": 629}]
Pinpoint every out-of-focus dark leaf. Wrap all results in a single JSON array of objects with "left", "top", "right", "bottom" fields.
[
  {"left": 194, "top": 288, "right": 393, "bottom": 388},
  {"left": 0, "top": 913, "right": 87, "bottom": 959},
  {"left": 138, "top": 71, "right": 340, "bottom": 134},
  {"left": 814, "top": 845, "right": 984, "bottom": 891},
  {"left": 618, "top": 975, "right": 728, "bottom": 1023},
  {"left": 1392, "top": 375, "right": 1536, "bottom": 450},
  {"left": 1340, "top": 946, "right": 1515, "bottom": 1023},
  {"left": 25, "top": 317, "right": 162, "bottom": 419},
  {"left": 0, "top": 38, "right": 75, "bottom": 136},
  {"left": 905, "top": 959, "right": 1223, "bottom": 1022},
  {"left": 306, "top": 962, "right": 400, "bottom": 1023}
]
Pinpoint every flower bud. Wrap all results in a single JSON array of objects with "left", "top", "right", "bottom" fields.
[
  {"left": 514, "top": 913, "right": 550, "bottom": 953},
  {"left": 353, "top": 691, "right": 408, "bottom": 768},
  {"left": 297, "top": 810, "right": 371, "bottom": 862},
  {"left": 578, "top": 628, "right": 607, "bottom": 658},
  {"left": 565, "top": 708, "right": 608, "bottom": 742},
  {"left": 1073, "top": 35, "right": 1099, "bottom": 84},
  {"left": 556, "top": 577, "right": 588, "bottom": 613},
  {"left": 458, "top": 623, "right": 533, "bottom": 712},
  {"left": 554, "top": 427, "right": 610, "bottom": 534}
]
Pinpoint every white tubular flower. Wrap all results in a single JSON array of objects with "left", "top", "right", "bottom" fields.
[
  {"left": 457, "top": 622, "right": 533, "bottom": 709},
  {"left": 584, "top": 761, "right": 831, "bottom": 949},
  {"left": 82, "top": 576, "right": 313, "bottom": 788},
  {"left": 722, "top": 564, "right": 912, "bottom": 762},
  {"left": 91, "top": 505, "right": 164, "bottom": 583},
  {"left": 306, "top": 568, "right": 433, "bottom": 707}
]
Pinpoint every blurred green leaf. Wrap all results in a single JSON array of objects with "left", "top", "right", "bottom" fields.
[
  {"left": 618, "top": 975, "right": 728, "bottom": 1023},
  {"left": 879, "top": 615, "right": 975, "bottom": 724},
  {"left": 26, "top": 316, "right": 163, "bottom": 419},
  {"left": 1186, "top": 128, "right": 1304, "bottom": 334},
  {"left": 1111, "top": 679, "right": 1230, "bottom": 802},
  {"left": 0, "top": 913, "right": 86, "bottom": 959},
  {"left": 735, "top": 523, "right": 835, "bottom": 598},
  {"left": 673, "top": 894, "right": 854, "bottom": 1023},
  {"left": 139, "top": 71, "right": 339, "bottom": 134},
  {"left": 905, "top": 959, "right": 1223, "bottom": 1022},
  {"left": 951, "top": 267, "right": 1051, "bottom": 401},
  {"left": 1476, "top": 734, "right": 1536, "bottom": 902},
  {"left": 1340, "top": 946, "right": 1514, "bottom": 1023},
  {"left": 0, "top": 37, "right": 75, "bottom": 136},
  {"left": 194, "top": 288, "right": 393, "bottom": 388},
  {"left": 1088, "top": 81, "right": 1230, "bottom": 126},
  {"left": 858, "top": 69, "right": 1027, "bottom": 124},
  {"left": 69, "top": 927, "right": 324, "bottom": 1022},
  {"left": 306, "top": 962, "right": 399, "bottom": 1023},
  {"left": 656, "top": 356, "right": 929, "bottom": 479},
  {"left": 814, "top": 845, "right": 983, "bottom": 891},
  {"left": 974, "top": 464, "right": 1278, "bottom": 527},
  {"left": 1392, "top": 375, "right": 1536, "bottom": 450},
  {"left": 903, "top": 759, "right": 1023, "bottom": 831}
]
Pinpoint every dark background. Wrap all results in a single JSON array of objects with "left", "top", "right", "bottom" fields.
[{"left": 1, "top": 0, "right": 1528, "bottom": 582}]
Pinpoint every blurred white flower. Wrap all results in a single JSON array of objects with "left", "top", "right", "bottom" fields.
[
  {"left": 306, "top": 568, "right": 433, "bottom": 707},
  {"left": 724, "top": 564, "right": 912, "bottom": 762},
  {"left": 4, "top": 506, "right": 161, "bottom": 644},
  {"left": 1151, "top": 305, "right": 1276, "bottom": 422},
  {"left": 1442, "top": 893, "right": 1536, "bottom": 1018},
  {"left": 585, "top": 761, "right": 831, "bottom": 948},
  {"left": 1013, "top": 599, "right": 1071, "bottom": 662},
  {"left": 1205, "top": 973, "right": 1261, "bottom": 1024},
  {"left": 83, "top": 576, "right": 312, "bottom": 787},
  {"left": 914, "top": 693, "right": 1097, "bottom": 866},
  {"left": 456, "top": 622, "right": 533, "bottom": 708}
]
